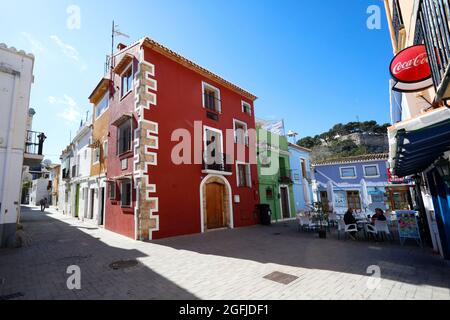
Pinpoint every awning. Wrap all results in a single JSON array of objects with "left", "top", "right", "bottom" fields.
[
  {"left": 88, "top": 78, "right": 111, "bottom": 104},
  {"left": 112, "top": 53, "right": 134, "bottom": 75},
  {"left": 111, "top": 112, "right": 133, "bottom": 127},
  {"left": 389, "top": 107, "right": 450, "bottom": 177}
]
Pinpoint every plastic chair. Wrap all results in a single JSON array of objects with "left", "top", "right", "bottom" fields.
[
  {"left": 338, "top": 221, "right": 358, "bottom": 240},
  {"left": 375, "top": 221, "right": 392, "bottom": 242},
  {"left": 365, "top": 223, "right": 378, "bottom": 240},
  {"left": 298, "top": 216, "right": 311, "bottom": 232},
  {"left": 345, "top": 224, "right": 358, "bottom": 240}
]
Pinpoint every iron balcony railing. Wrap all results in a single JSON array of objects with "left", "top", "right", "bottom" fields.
[
  {"left": 279, "top": 169, "right": 293, "bottom": 184},
  {"left": 204, "top": 92, "right": 221, "bottom": 121},
  {"left": 203, "top": 153, "right": 232, "bottom": 173},
  {"left": 25, "top": 130, "right": 46, "bottom": 155},
  {"left": 392, "top": 0, "right": 404, "bottom": 46},
  {"left": 62, "top": 168, "right": 70, "bottom": 180},
  {"left": 418, "top": 0, "right": 450, "bottom": 99}
]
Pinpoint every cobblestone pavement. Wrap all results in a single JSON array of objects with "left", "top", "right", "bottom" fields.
[{"left": 1, "top": 206, "right": 449, "bottom": 300}]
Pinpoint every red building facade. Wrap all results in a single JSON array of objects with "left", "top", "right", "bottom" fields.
[{"left": 104, "top": 37, "right": 259, "bottom": 240}]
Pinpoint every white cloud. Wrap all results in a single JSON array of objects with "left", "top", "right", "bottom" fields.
[
  {"left": 50, "top": 35, "right": 87, "bottom": 70},
  {"left": 21, "top": 32, "right": 45, "bottom": 54},
  {"left": 48, "top": 94, "right": 81, "bottom": 123}
]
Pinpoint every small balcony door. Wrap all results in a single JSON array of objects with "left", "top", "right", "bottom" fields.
[{"left": 204, "top": 127, "right": 223, "bottom": 166}]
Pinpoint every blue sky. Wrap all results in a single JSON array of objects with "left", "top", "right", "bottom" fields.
[{"left": 0, "top": 0, "right": 392, "bottom": 163}]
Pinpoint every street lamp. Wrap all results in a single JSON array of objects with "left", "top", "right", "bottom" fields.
[{"left": 435, "top": 157, "right": 450, "bottom": 188}]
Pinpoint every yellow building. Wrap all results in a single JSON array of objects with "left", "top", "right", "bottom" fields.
[{"left": 87, "top": 77, "right": 111, "bottom": 226}]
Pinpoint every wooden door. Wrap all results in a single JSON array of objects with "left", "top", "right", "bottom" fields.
[
  {"left": 206, "top": 183, "right": 225, "bottom": 229},
  {"left": 280, "top": 187, "right": 290, "bottom": 219},
  {"left": 346, "top": 191, "right": 361, "bottom": 211},
  {"left": 320, "top": 191, "right": 330, "bottom": 212}
]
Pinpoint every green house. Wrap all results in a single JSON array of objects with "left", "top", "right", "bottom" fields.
[{"left": 257, "top": 127, "right": 296, "bottom": 221}]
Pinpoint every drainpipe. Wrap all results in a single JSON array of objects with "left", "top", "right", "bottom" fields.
[
  {"left": 384, "top": 0, "right": 398, "bottom": 54},
  {"left": 135, "top": 178, "right": 140, "bottom": 241}
]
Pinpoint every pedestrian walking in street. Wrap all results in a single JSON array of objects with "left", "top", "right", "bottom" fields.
[{"left": 39, "top": 197, "right": 48, "bottom": 212}]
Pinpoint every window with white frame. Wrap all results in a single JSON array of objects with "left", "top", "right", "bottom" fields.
[
  {"left": 237, "top": 163, "right": 251, "bottom": 187},
  {"left": 364, "top": 165, "right": 379, "bottom": 178},
  {"left": 233, "top": 119, "right": 248, "bottom": 145},
  {"left": 340, "top": 166, "right": 356, "bottom": 179},
  {"left": 242, "top": 101, "right": 252, "bottom": 116},
  {"left": 121, "top": 180, "right": 132, "bottom": 207},
  {"left": 204, "top": 127, "right": 223, "bottom": 164},
  {"left": 95, "top": 92, "right": 109, "bottom": 119},
  {"left": 121, "top": 66, "right": 133, "bottom": 98},
  {"left": 202, "top": 82, "right": 221, "bottom": 113}
]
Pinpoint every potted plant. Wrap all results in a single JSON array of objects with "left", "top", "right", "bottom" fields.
[{"left": 312, "top": 202, "right": 328, "bottom": 239}]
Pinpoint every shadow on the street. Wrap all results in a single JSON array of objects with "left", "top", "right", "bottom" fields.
[
  {"left": 0, "top": 206, "right": 198, "bottom": 300},
  {"left": 153, "top": 220, "right": 450, "bottom": 290}
]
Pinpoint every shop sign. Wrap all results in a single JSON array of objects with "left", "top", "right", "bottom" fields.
[{"left": 390, "top": 45, "right": 433, "bottom": 92}]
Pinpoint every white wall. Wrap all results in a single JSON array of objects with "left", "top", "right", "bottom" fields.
[
  {"left": 0, "top": 44, "right": 34, "bottom": 246},
  {"left": 30, "top": 178, "right": 50, "bottom": 206}
]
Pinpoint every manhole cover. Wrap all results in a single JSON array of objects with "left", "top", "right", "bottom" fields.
[
  {"left": 0, "top": 292, "right": 24, "bottom": 300},
  {"left": 273, "top": 233, "right": 282, "bottom": 236},
  {"left": 109, "top": 260, "right": 139, "bottom": 270},
  {"left": 264, "top": 272, "right": 299, "bottom": 285}
]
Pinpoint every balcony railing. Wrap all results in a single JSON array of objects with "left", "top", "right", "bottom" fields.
[
  {"left": 418, "top": 0, "right": 450, "bottom": 100},
  {"left": 204, "top": 92, "right": 221, "bottom": 121},
  {"left": 25, "top": 130, "right": 46, "bottom": 155},
  {"left": 392, "top": 0, "right": 404, "bottom": 46},
  {"left": 279, "top": 169, "right": 293, "bottom": 184},
  {"left": 62, "top": 168, "right": 70, "bottom": 180},
  {"left": 203, "top": 153, "right": 232, "bottom": 173}
]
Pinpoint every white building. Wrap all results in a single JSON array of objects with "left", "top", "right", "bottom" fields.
[
  {"left": 0, "top": 44, "right": 38, "bottom": 247},
  {"left": 29, "top": 177, "right": 51, "bottom": 206},
  {"left": 58, "top": 119, "right": 92, "bottom": 220}
]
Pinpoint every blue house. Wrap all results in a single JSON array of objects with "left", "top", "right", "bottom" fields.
[
  {"left": 312, "top": 154, "right": 409, "bottom": 215},
  {"left": 288, "top": 143, "right": 314, "bottom": 212}
]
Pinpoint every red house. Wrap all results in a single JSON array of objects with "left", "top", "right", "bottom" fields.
[{"left": 104, "top": 37, "right": 259, "bottom": 240}]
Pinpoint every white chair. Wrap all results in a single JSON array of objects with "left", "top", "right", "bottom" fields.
[
  {"left": 345, "top": 224, "right": 358, "bottom": 240},
  {"left": 298, "top": 216, "right": 311, "bottom": 232},
  {"left": 375, "top": 221, "right": 392, "bottom": 241},
  {"left": 365, "top": 223, "right": 378, "bottom": 240},
  {"left": 338, "top": 221, "right": 358, "bottom": 240},
  {"left": 328, "top": 212, "right": 338, "bottom": 227}
]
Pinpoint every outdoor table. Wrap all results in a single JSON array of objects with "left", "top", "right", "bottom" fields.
[{"left": 356, "top": 218, "right": 370, "bottom": 239}]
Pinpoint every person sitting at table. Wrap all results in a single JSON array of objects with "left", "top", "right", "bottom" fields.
[
  {"left": 371, "top": 208, "right": 387, "bottom": 224},
  {"left": 344, "top": 208, "right": 357, "bottom": 240}
]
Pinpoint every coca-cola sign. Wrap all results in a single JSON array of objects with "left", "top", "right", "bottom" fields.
[{"left": 390, "top": 45, "right": 433, "bottom": 92}]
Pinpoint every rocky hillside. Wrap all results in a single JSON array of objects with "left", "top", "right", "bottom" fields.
[{"left": 296, "top": 121, "right": 390, "bottom": 162}]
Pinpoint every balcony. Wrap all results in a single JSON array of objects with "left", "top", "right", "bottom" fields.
[
  {"left": 204, "top": 92, "right": 221, "bottom": 121},
  {"left": 279, "top": 169, "right": 293, "bottom": 184},
  {"left": 392, "top": 0, "right": 405, "bottom": 48},
  {"left": 62, "top": 168, "right": 70, "bottom": 180},
  {"left": 202, "top": 153, "right": 232, "bottom": 176},
  {"left": 418, "top": 0, "right": 450, "bottom": 102},
  {"left": 23, "top": 130, "right": 46, "bottom": 167}
]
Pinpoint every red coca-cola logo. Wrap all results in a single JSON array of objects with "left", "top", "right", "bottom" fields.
[{"left": 390, "top": 45, "right": 432, "bottom": 83}]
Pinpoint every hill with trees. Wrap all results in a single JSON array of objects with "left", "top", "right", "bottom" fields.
[{"left": 296, "top": 121, "right": 390, "bottom": 162}]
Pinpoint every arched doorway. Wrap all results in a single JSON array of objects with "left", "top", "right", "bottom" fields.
[{"left": 200, "top": 175, "right": 233, "bottom": 232}]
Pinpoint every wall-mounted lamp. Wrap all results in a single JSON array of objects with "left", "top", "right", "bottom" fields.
[{"left": 435, "top": 157, "right": 450, "bottom": 188}]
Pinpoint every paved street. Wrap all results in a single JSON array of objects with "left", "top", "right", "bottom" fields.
[{"left": 0, "top": 206, "right": 449, "bottom": 300}]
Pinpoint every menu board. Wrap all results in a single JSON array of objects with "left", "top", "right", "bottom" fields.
[{"left": 396, "top": 210, "right": 422, "bottom": 246}]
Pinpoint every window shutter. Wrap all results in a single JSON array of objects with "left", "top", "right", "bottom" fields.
[{"left": 246, "top": 165, "right": 252, "bottom": 187}]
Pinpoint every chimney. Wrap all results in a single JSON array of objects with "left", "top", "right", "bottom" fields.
[{"left": 117, "top": 43, "right": 127, "bottom": 51}]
